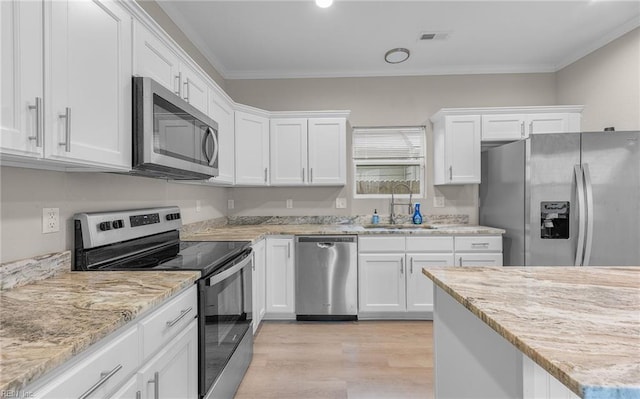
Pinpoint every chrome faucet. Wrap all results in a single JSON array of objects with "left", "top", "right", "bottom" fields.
[{"left": 390, "top": 183, "right": 414, "bottom": 224}]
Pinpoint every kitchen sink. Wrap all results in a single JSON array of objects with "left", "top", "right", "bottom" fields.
[{"left": 361, "top": 224, "right": 436, "bottom": 230}]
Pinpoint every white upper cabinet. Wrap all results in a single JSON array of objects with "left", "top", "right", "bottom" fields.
[
  {"left": 46, "top": 0, "right": 132, "bottom": 169},
  {"left": 307, "top": 117, "right": 347, "bottom": 185},
  {"left": 270, "top": 118, "right": 308, "bottom": 185},
  {"left": 133, "top": 20, "right": 181, "bottom": 94},
  {"left": 482, "top": 111, "right": 581, "bottom": 142},
  {"left": 1, "top": 0, "right": 44, "bottom": 159},
  {"left": 179, "top": 63, "right": 208, "bottom": 115},
  {"left": 208, "top": 87, "right": 235, "bottom": 185},
  {"left": 235, "top": 108, "right": 270, "bottom": 185},
  {"left": 269, "top": 114, "right": 347, "bottom": 186},
  {"left": 432, "top": 114, "right": 482, "bottom": 185},
  {"left": 1, "top": 0, "right": 132, "bottom": 170},
  {"left": 133, "top": 20, "right": 208, "bottom": 115}
]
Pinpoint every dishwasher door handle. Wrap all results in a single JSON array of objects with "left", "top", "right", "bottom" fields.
[{"left": 317, "top": 242, "right": 335, "bottom": 249}]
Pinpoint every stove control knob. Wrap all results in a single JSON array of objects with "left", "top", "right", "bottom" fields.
[
  {"left": 98, "top": 222, "right": 111, "bottom": 231},
  {"left": 112, "top": 219, "right": 124, "bottom": 229},
  {"left": 166, "top": 213, "right": 181, "bottom": 221}
]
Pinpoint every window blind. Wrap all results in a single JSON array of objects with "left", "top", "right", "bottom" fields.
[{"left": 352, "top": 127, "right": 425, "bottom": 159}]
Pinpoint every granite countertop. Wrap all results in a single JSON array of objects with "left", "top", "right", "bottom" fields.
[
  {"left": 182, "top": 223, "right": 505, "bottom": 243},
  {"left": 422, "top": 266, "right": 640, "bottom": 399},
  {"left": 0, "top": 270, "right": 200, "bottom": 393}
]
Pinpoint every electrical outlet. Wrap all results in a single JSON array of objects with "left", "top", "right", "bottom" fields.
[
  {"left": 286, "top": 199, "right": 293, "bottom": 209},
  {"left": 433, "top": 196, "right": 445, "bottom": 208},
  {"left": 196, "top": 200, "right": 201, "bottom": 212},
  {"left": 335, "top": 197, "right": 347, "bottom": 209},
  {"left": 42, "top": 208, "right": 60, "bottom": 234},
  {"left": 227, "top": 199, "right": 235, "bottom": 209}
]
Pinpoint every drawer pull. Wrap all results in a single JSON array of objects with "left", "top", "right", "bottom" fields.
[
  {"left": 471, "top": 243, "right": 490, "bottom": 248},
  {"left": 78, "top": 364, "right": 122, "bottom": 399},
  {"left": 166, "top": 307, "right": 193, "bottom": 328}
]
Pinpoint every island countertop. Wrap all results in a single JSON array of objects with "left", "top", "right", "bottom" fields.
[
  {"left": 422, "top": 266, "right": 640, "bottom": 399},
  {"left": 0, "top": 270, "right": 200, "bottom": 393}
]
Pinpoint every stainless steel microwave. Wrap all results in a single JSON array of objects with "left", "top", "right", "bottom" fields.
[{"left": 132, "top": 76, "right": 218, "bottom": 180}]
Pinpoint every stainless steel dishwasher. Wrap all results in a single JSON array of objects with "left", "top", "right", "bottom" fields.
[{"left": 295, "top": 236, "right": 358, "bottom": 321}]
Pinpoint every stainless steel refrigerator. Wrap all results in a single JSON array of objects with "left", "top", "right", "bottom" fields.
[{"left": 479, "top": 131, "right": 640, "bottom": 266}]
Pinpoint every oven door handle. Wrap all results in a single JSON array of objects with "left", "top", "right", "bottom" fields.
[{"left": 206, "top": 249, "right": 252, "bottom": 286}]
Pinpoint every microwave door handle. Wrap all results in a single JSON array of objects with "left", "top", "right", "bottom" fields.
[
  {"left": 201, "top": 129, "right": 211, "bottom": 164},
  {"left": 208, "top": 127, "right": 219, "bottom": 167}
]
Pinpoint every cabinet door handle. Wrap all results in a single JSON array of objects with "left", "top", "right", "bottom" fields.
[
  {"left": 529, "top": 121, "right": 533, "bottom": 135},
  {"left": 520, "top": 121, "right": 525, "bottom": 138},
  {"left": 78, "top": 364, "right": 122, "bottom": 399},
  {"left": 175, "top": 72, "right": 182, "bottom": 96},
  {"left": 459, "top": 257, "right": 462, "bottom": 267},
  {"left": 136, "top": 391, "right": 141, "bottom": 399},
  {"left": 302, "top": 168, "right": 305, "bottom": 182},
  {"left": 410, "top": 257, "right": 414, "bottom": 274},
  {"left": 148, "top": 371, "right": 160, "bottom": 399},
  {"left": 287, "top": 242, "right": 291, "bottom": 258},
  {"left": 400, "top": 257, "right": 404, "bottom": 274},
  {"left": 166, "top": 307, "right": 193, "bottom": 328},
  {"left": 449, "top": 166, "right": 452, "bottom": 181},
  {"left": 58, "top": 107, "right": 71, "bottom": 152},
  {"left": 184, "top": 81, "right": 189, "bottom": 102},
  {"left": 28, "top": 97, "right": 43, "bottom": 147},
  {"left": 252, "top": 252, "right": 256, "bottom": 271},
  {"left": 264, "top": 168, "right": 268, "bottom": 183},
  {"left": 310, "top": 168, "right": 313, "bottom": 183}
]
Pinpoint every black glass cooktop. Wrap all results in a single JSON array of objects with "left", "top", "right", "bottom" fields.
[{"left": 155, "top": 240, "right": 251, "bottom": 276}]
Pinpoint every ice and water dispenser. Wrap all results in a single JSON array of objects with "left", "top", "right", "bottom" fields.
[{"left": 540, "top": 201, "right": 570, "bottom": 239}]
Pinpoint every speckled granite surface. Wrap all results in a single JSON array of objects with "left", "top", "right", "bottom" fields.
[
  {"left": 0, "top": 270, "right": 200, "bottom": 393},
  {"left": 0, "top": 252, "right": 71, "bottom": 291},
  {"left": 182, "top": 223, "right": 504, "bottom": 242},
  {"left": 422, "top": 266, "right": 640, "bottom": 399},
  {"left": 227, "top": 214, "right": 470, "bottom": 226}
]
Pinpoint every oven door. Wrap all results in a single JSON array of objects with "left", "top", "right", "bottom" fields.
[
  {"left": 133, "top": 77, "right": 219, "bottom": 179},
  {"left": 199, "top": 249, "right": 252, "bottom": 397}
]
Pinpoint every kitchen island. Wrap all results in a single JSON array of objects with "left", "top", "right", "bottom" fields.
[{"left": 422, "top": 266, "right": 640, "bottom": 399}]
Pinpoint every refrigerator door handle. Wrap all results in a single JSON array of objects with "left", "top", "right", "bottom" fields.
[
  {"left": 582, "top": 163, "right": 594, "bottom": 266},
  {"left": 574, "top": 165, "right": 586, "bottom": 266}
]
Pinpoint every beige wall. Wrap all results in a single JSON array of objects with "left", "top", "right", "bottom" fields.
[
  {"left": 556, "top": 28, "right": 640, "bottom": 131},
  {"left": 0, "top": 167, "right": 228, "bottom": 263},
  {"left": 226, "top": 73, "right": 557, "bottom": 222}
]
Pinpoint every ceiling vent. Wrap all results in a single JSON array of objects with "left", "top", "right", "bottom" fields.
[{"left": 419, "top": 32, "right": 450, "bottom": 41}]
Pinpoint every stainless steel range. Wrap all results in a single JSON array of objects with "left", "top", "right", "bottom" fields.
[{"left": 73, "top": 206, "right": 253, "bottom": 399}]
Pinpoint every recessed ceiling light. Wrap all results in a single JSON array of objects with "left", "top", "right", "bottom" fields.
[
  {"left": 315, "top": 0, "right": 333, "bottom": 8},
  {"left": 384, "top": 48, "right": 410, "bottom": 64}
]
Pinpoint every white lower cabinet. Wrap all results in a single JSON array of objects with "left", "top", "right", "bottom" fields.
[
  {"left": 27, "top": 286, "right": 198, "bottom": 399},
  {"left": 358, "top": 236, "right": 456, "bottom": 317},
  {"left": 359, "top": 253, "right": 406, "bottom": 313},
  {"left": 138, "top": 319, "right": 198, "bottom": 399},
  {"left": 252, "top": 238, "right": 266, "bottom": 333},
  {"left": 359, "top": 235, "right": 501, "bottom": 318},
  {"left": 454, "top": 236, "right": 503, "bottom": 266},
  {"left": 264, "top": 237, "right": 295, "bottom": 319},
  {"left": 406, "top": 253, "right": 454, "bottom": 312}
]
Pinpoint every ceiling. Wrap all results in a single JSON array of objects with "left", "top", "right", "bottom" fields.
[{"left": 157, "top": 0, "right": 640, "bottom": 80}]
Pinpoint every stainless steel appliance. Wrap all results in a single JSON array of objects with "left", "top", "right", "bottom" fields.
[
  {"left": 132, "top": 77, "right": 219, "bottom": 180},
  {"left": 480, "top": 131, "right": 640, "bottom": 266},
  {"left": 295, "top": 236, "right": 357, "bottom": 320},
  {"left": 73, "top": 207, "right": 252, "bottom": 399}
]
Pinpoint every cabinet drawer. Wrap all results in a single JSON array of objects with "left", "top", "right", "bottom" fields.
[
  {"left": 406, "top": 236, "right": 454, "bottom": 252},
  {"left": 140, "top": 285, "right": 197, "bottom": 360},
  {"left": 34, "top": 326, "right": 139, "bottom": 399},
  {"left": 358, "top": 236, "right": 405, "bottom": 252},
  {"left": 454, "top": 236, "right": 502, "bottom": 252}
]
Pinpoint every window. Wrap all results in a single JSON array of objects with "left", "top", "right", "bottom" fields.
[{"left": 352, "top": 127, "right": 426, "bottom": 198}]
